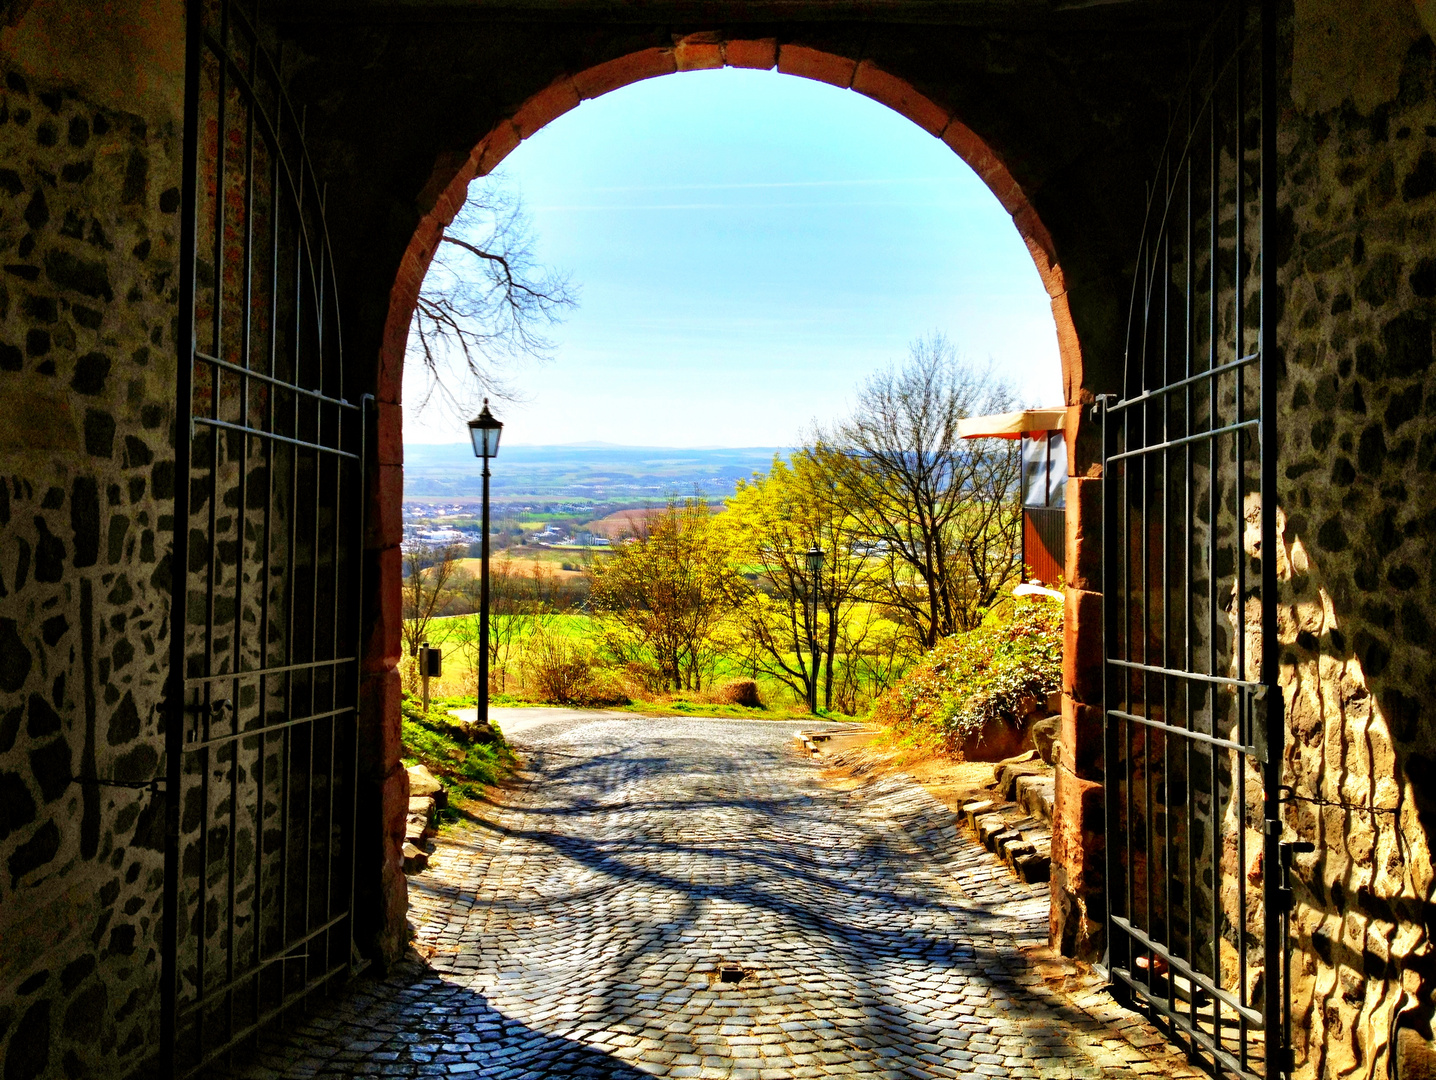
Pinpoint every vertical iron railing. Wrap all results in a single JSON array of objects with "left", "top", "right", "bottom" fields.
[
  {"left": 1100, "top": 2, "right": 1292, "bottom": 1078},
  {"left": 164, "top": 2, "right": 366, "bottom": 1075}
]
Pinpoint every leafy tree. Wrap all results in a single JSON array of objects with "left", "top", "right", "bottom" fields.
[
  {"left": 814, "top": 333, "right": 1021, "bottom": 649},
  {"left": 587, "top": 497, "right": 738, "bottom": 692},
  {"left": 409, "top": 174, "right": 576, "bottom": 414},
  {"left": 723, "top": 452, "right": 873, "bottom": 711}
]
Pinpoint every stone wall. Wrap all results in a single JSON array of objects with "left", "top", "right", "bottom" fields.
[
  {"left": 1276, "top": 3, "right": 1436, "bottom": 1076},
  {"left": 0, "top": 3, "right": 183, "bottom": 1078}
]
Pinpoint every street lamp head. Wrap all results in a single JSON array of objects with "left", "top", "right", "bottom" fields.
[
  {"left": 806, "top": 546, "right": 824, "bottom": 575},
  {"left": 468, "top": 398, "right": 503, "bottom": 459}
]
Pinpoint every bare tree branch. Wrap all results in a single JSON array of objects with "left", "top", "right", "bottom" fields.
[
  {"left": 812, "top": 332, "right": 1022, "bottom": 649},
  {"left": 408, "top": 173, "right": 577, "bottom": 418}
]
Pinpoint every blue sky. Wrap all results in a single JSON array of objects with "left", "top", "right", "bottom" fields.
[{"left": 402, "top": 67, "right": 1062, "bottom": 448}]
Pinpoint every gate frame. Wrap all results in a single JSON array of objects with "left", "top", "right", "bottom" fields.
[
  {"left": 1098, "top": 2, "right": 1297, "bottom": 1077},
  {"left": 161, "top": 1, "right": 369, "bottom": 1074}
]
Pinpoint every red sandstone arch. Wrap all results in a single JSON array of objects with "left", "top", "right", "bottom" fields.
[
  {"left": 362, "top": 39, "right": 1102, "bottom": 965},
  {"left": 375, "top": 37, "right": 1083, "bottom": 414}
]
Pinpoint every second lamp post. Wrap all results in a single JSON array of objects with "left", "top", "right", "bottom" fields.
[
  {"left": 467, "top": 399, "right": 503, "bottom": 729},
  {"left": 806, "top": 545, "right": 823, "bottom": 714}
]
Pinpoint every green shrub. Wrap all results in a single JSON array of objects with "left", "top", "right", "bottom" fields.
[{"left": 870, "top": 597, "right": 1062, "bottom": 750}]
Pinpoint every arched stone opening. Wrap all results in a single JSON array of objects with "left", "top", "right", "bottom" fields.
[{"left": 359, "top": 39, "right": 1105, "bottom": 964}]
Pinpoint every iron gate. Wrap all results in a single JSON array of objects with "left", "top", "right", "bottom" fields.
[
  {"left": 161, "top": 1, "right": 367, "bottom": 1074},
  {"left": 1099, "top": 2, "right": 1300, "bottom": 1078}
]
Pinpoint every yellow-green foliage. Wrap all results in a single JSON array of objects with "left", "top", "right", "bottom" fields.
[{"left": 870, "top": 598, "right": 1062, "bottom": 746}]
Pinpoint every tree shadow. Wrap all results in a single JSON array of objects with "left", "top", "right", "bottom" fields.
[
  {"left": 213, "top": 956, "right": 652, "bottom": 1079},
  {"left": 221, "top": 717, "right": 1169, "bottom": 1079}
]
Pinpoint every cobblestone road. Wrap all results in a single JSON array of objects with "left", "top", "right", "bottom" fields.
[{"left": 228, "top": 714, "right": 1194, "bottom": 1079}]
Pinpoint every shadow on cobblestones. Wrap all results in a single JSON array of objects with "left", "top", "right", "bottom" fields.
[
  {"left": 220, "top": 715, "right": 1191, "bottom": 1080},
  {"left": 216, "top": 959, "right": 652, "bottom": 1079}
]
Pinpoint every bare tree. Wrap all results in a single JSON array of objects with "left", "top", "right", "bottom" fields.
[
  {"left": 402, "top": 543, "right": 466, "bottom": 659},
  {"left": 814, "top": 333, "right": 1022, "bottom": 649},
  {"left": 409, "top": 174, "right": 576, "bottom": 414}
]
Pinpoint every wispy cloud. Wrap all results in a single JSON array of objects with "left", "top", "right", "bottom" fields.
[
  {"left": 533, "top": 200, "right": 979, "bottom": 212},
  {"left": 580, "top": 176, "right": 957, "bottom": 192}
]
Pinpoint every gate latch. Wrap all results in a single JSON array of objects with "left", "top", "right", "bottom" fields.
[{"left": 1276, "top": 839, "right": 1315, "bottom": 913}]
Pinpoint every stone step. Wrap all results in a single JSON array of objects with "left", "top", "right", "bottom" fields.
[
  {"left": 1015, "top": 773, "right": 1056, "bottom": 825},
  {"left": 958, "top": 784, "right": 1054, "bottom": 890}
]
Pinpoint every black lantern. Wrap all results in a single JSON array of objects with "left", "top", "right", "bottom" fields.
[
  {"left": 468, "top": 399, "right": 503, "bottom": 459},
  {"left": 805, "top": 546, "right": 824, "bottom": 577}
]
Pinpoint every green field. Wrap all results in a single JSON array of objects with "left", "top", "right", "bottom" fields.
[{"left": 417, "top": 606, "right": 902, "bottom": 719}]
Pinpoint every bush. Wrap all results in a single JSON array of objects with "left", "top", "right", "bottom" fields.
[
  {"left": 870, "top": 596, "right": 1062, "bottom": 752},
  {"left": 716, "top": 679, "right": 763, "bottom": 707},
  {"left": 521, "top": 624, "right": 596, "bottom": 704},
  {"left": 583, "top": 666, "right": 634, "bottom": 707}
]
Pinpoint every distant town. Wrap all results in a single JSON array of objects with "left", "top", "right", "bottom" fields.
[
  {"left": 399, "top": 444, "right": 788, "bottom": 555},
  {"left": 402, "top": 501, "right": 613, "bottom": 553}
]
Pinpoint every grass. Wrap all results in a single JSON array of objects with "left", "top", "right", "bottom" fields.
[
  {"left": 400, "top": 694, "right": 514, "bottom": 802},
  {"left": 414, "top": 607, "right": 904, "bottom": 720}
]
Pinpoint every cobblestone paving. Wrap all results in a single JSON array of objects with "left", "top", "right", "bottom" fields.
[{"left": 227, "top": 715, "right": 1198, "bottom": 1079}]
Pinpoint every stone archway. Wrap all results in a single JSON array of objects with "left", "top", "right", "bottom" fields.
[{"left": 359, "top": 38, "right": 1105, "bottom": 965}]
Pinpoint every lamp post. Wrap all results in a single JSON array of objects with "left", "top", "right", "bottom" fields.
[
  {"left": 467, "top": 399, "right": 503, "bottom": 729},
  {"left": 805, "top": 545, "right": 823, "bottom": 714}
]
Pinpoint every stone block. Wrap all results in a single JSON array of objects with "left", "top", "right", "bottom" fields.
[
  {"left": 1015, "top": 851, "right": 1051, "bottom": 884},
  {"left": 1052, "top": 292, "right": 1085, "bottom": 399},
  {"left": 724, "top": 38, "right": 776, "bottom": 70},
  {"left": 1052, "top": 763, "right": 1104, "bottom": 891},
  {"left": 976, "top": 813, "right": 1010, "bottom": 848},
  {"left": 406, "top": 764, "right": 442, "bottom": 798},
  {"left": 1061, "top": 693, "right": 1105, "bottom": 781},
  {"left": 366, "top": 463, "right": 403, "bottom": 550},
  {"left": 1065, "top": 475, "right": 1102, "bottom": 592},
  {"left": 513, "top": 78, "right": 580, "bottom": 139},
  {"left": 1031, "top": 715, "right": 1060, "bottom": 765},
  {"left": 1050, "top": 862, "right": 1104, "bottom": 960},
  {"left": 674, "top": 33, "right": 723, "bottom": 71},
  {"left": 573, "top": 48, "right": 676, "bottom": 100},
  {"left": 777, "top": 45, "right": 856, "bottom": 88},
  {"left": 358, "top": 666, "right": 403, "bottom": 780},
  {"left": 362, "top": 546, "right": 403, "bottom": 673},
  {"left": 1063, "top": 587, "right": 1103, "bottom": 705},
  {"left": 415, "top": 147, "right": 470, "bottom": 219},
  {"left": 961, "top": 799, "right": 995, "bottom": 829},
  {"left": 851, "top": 61, "right": 949, "bottom": 135},
  {"left": 1015, "top": 202, "right": 1063, "bottom": 296},
  {"left": 474, "top": 119, "right": 521, "bottom": 178},
  {"left": 1015, "top": 774, "right": 1056, "bottom": 824},
  {"left": 402, "top": 841, "right": 428, "bottom": 873},
  {"left": 375, "top": 400, "right": 403, "bottom": 468},
  {"left": 996, "top": 760, "right": 1048, "bottom": 801}
]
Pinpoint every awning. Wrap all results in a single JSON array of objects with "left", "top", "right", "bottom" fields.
[{"left": 957, "top": 407, "right": 1068, "bottom": 439}]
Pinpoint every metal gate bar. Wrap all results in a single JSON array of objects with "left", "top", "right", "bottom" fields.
[
  {"left": 1100, "top": 2, "right": 1290, "bottom": 1077},
  {"left": 163, "top": 1, "right": 366, "bottom": 1075}
]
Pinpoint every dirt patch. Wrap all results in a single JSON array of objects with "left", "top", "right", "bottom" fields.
[{"left": 815, "top": 735, "right": 1012, "bottom": 813}]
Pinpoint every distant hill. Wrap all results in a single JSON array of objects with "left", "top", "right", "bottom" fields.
[{"left": 402, "top": 443, "right": 787, "bottom": 501}]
